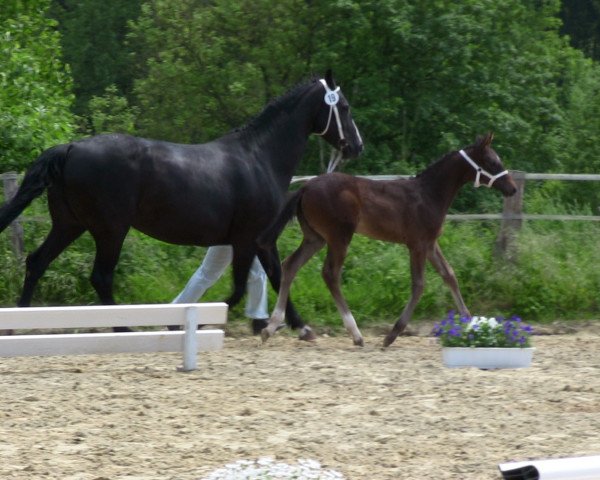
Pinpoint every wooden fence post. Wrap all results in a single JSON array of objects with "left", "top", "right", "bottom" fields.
[
  {"left": 2, "top": 173, "right": 24, "bottom": 258},
  {"left": 494, "top": 170, "right": 525, "bottom": 259}
]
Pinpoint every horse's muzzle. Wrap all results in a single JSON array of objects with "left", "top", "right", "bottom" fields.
[
  {"left": 340, "top": 139, "right": 363, "bottom": 159},
  {"left": 500, "top": 177, "right": 518, "bottom": 197}
]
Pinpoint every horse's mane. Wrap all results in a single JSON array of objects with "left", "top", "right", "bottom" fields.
[
  {"left": 415, "top": 151, "right": 456, "bottom": 179},
  {"left": 233, "top": 77, "right": 320, "bottom": 136}
]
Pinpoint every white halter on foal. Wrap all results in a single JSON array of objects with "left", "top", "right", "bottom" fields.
[
  {"left": 459, "top": 149, "right": 508, "bottom": 188},
  {"left": 316, "top": 79, "right": 362, "bottom": 147}
]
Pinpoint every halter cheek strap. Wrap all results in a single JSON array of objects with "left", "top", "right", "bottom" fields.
[
  {"left": 316, "top": 79, "right": 345, "bottom": 141},
  {"left": 459, "top": 149, "right": 508, "bottom": 188}
]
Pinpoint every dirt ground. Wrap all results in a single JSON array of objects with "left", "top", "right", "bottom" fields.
[{"left": 1, "top": 321, "right": 600, "bottom": 480}]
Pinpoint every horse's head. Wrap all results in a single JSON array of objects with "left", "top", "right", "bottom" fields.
[
  {"left": 313, "top": 70, "right": 363, "bottom": 159},
  {"left": 459, "top": 132, "right": 517, "bottom": 196}
]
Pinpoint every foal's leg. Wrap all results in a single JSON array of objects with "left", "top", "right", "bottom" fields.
[
  {"left": 321, "top": 237, "right": 364, "bottom": 346},
  {"left": 262, "top": 235, "right": 325, "bottom": 342},
  {"left": 383, "top": 248, "right": 427, "bottom": 348},
  {"left": 256, "top": 244, "right": 306, "bottom": 331},
  {"left": 18, "top": 224, "right": 85, "bottom": 307},
  {"left": 427, "top": 242, "right": 470, "bottom": 317}
]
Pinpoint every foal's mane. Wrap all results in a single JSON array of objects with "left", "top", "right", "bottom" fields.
[
  {"left": 415, "top": 151, "right": 457, "bottom": 180},
  {"left": 234, "top": 77, "right": 320, "bottom": 136}
]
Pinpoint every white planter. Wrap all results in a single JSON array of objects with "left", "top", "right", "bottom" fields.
[{"left": 442, "top": 347, "right": 534, "bottom": 369}]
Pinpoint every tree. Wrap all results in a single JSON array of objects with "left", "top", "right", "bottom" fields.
[
  {"left": 82, "top": 0, "right": 600, "bottom": 213},
  {"left": 49, "top": 0, "right": 142, "bottom": 118},
  {"left": 0, "top": 0, "right": 75, "bottom": 171},
  {"left": 560, "top": 0, "right": 600, "bottom": 60},
  {"left": 87, "top": 85, "right": 138, "bottom": 135},
  {"left": 129, "top": 0, "right": 312, "bottom": 141}
]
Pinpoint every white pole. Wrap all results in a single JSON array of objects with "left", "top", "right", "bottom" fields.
[{"left": 499, "top": 454, "right": 600, "bottom": 479}]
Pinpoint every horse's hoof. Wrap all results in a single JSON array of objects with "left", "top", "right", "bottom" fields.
[
  {"left": 251, "top": 319, "right": 269, "bottom": 335},
  {"left": 260, "top": 328, "right": 271, "bottom": 343},
  {"left": 298, "top": 327, "right": 317, "bottom": 342},
  {"left": 382, "top": 333, "right": 397, "bottom": 348},
  {"left": 353, "top": 337, "right": 364, "bottom": 347}
]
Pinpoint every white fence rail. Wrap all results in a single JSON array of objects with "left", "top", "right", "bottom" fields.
[{"left": 0, "top": 302, "right": 228, "bottom": 371}]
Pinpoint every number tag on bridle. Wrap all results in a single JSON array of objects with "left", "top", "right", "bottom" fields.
[{"left": 324, "top": 90, "right": 340, "bottom": 105}]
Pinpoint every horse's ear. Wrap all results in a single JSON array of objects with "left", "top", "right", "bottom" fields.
[
  {"left": 475, "top": 132, "right": 494, "bottom": 149},
  {"left": 325, "top": 69, "right": 336, "bottom": 89}
]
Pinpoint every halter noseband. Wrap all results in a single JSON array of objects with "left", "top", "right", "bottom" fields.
[{"left": 459, "top": 149, "right": 508, "bottom": 188}]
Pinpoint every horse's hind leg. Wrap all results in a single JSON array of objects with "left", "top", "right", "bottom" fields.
[
  {"left": 383, "top": 248, "right": 427, "bottom": 348},
  {"left": 262, "top": 235, "right": 325, "bottom": 342},
  {"left": 427, "top": 242, "right": 470, "bottom": 317},
  {"left": 18, "top": 224, "right": 85, "bottom": 307},
  {"left": 321, "top": 235, "right": 364, "bottom": 346},
  {"left": 89, "top": 229, "right": 129, "bottom": 331}
]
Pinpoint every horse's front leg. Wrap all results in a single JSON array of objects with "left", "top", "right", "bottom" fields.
[
  {"left": 427, "top": 241, "right": 470, "bottom": 317},
  {"left": 227, "top": 246, "right": 256, "bottom": 308},
  {"left": 383, "top": 248, "right": 427, "bottom": 348}
]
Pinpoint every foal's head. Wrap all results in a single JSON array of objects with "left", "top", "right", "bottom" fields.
[
  {"left": 459, "top": 132, "right": 517, "bottom": 197},
  {"left": 313, "top": 69, "right": 363, "bottom": 159}
]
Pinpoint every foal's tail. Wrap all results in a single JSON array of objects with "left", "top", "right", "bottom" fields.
[
  {"left": 0, "top": 144, "right": 69, "bottom": 233},
  {"left": 258, "top": 188, "right": 304, "bottom": 247}
]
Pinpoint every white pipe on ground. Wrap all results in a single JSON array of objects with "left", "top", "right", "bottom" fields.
[{"left": 499, "top": 455, "right": 600, "bottom": 479}]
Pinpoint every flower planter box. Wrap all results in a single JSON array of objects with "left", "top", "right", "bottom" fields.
[{"left": 442, "top": 347, "right": 534, "bottom": 369}]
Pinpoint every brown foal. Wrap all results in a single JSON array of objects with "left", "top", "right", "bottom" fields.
[{"left": 259, "top": 133, "right": 517, "bottom": 347}]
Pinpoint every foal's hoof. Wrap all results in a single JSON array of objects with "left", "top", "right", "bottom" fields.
[
  {"left": 260, "top": 328, "right": 271, "bottom": 343},
  {"left": 382, "top": 333, "right": 398, "bottom": 348},
  {"left": 298, "top": 326, "right": 317, "bottom": 342},
  {"left": 353, "top": 337, "right": 365, "bottom": 347}
]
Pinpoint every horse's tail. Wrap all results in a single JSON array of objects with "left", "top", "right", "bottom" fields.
[
  {"left": 258, "top": 188, "right": 304, "bottom": 247},
  {"left": 0, "top": 144, "right": 69, "bottom": 233}
]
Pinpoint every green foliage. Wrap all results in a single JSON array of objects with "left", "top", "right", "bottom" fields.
[
  {"left": 0, "top": 0, "right": 75, "bottom": 171},
  {"left": 2, "top": 218, "right": 599, "bottom": 327},
  {"left": 560, "top": 0, "right": 600, "bottom": 60},
  {"left": 48, "top": 0, "right": 142, "bottom": 116},
  {"left": 128, "top": 0, "right": 313, "bottom": 141},
  {"left": 87, "top": 85, "right": 139, "bottom": 134}
]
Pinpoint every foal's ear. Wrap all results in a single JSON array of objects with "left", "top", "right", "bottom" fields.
[
  {"left": 482, "top": 132, "right": 494, "bottom": 147},
  {"left": 475, "top": 132, "right": 494, "bottom": 149},
  {"left": 484, "top": 131, "right": 494, "bottom": 146},
  {"left": 325, "top": 69, "right": 336, "bottom": 89}
]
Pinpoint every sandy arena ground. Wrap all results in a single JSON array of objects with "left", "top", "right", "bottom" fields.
[{"left": 1, "top": 322, "right": 599, "bottom": 480}]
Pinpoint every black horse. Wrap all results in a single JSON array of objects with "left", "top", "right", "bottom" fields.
[{"left": 0, "top": 70, "right": 363, "bottom": 338}]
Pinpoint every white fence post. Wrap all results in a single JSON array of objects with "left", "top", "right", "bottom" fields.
[
  {"left": 181, "top": 306, "right": 199, "bottom": 371},
  {"left": 2, "top": 172, "right": 24, "bottom": 257}
]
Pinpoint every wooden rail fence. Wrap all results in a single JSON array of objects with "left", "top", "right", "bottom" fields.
[{"left": 3, "top": 170, "right": 600, "bottom": 258}]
